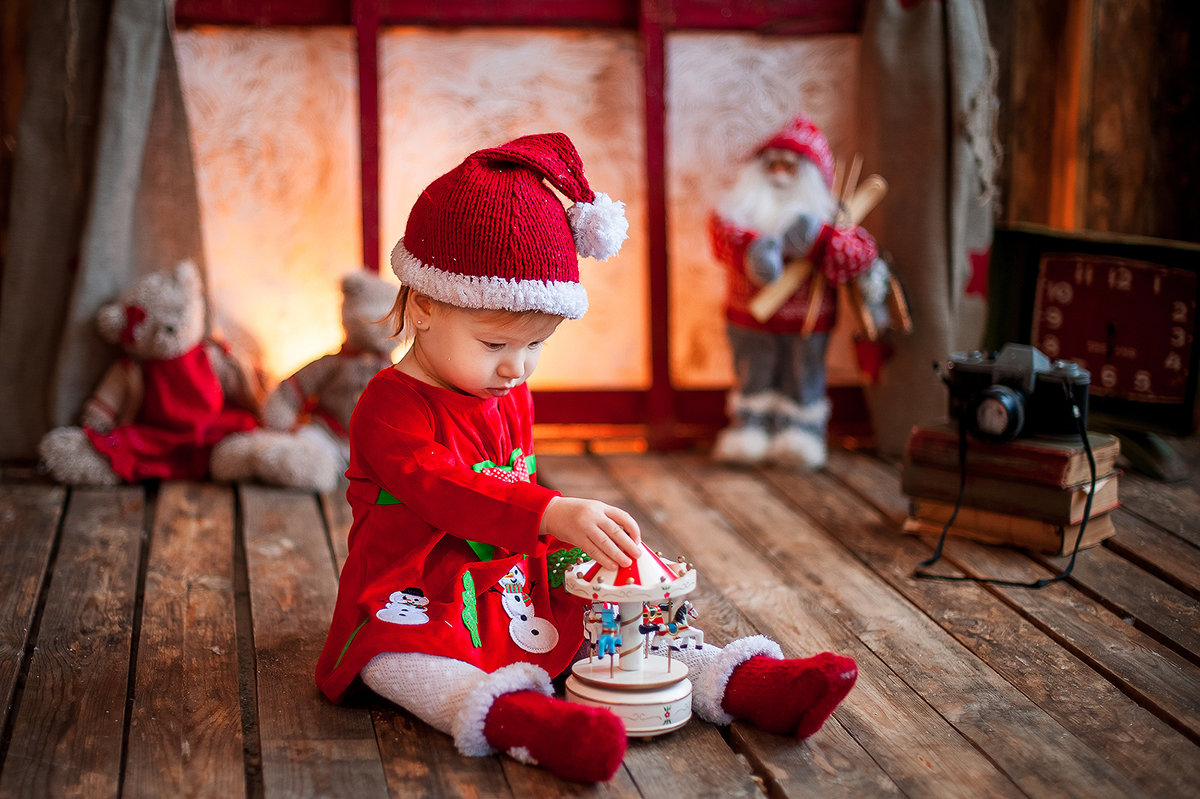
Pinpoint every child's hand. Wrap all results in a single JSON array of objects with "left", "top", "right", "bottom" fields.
[{"left": 540, "top": 497, "right": 642, "bottom": 571}]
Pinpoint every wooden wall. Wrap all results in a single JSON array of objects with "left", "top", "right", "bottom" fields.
[
  {"left": 1, "top": 0, "right": 32, "bottom": 273},
  {"left": 985, "top": 0, "right": 1199, "bottom": 243}
]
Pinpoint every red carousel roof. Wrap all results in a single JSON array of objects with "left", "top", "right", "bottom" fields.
[{"left": 579, "top": 545, "right": 680, "bottom": 586}]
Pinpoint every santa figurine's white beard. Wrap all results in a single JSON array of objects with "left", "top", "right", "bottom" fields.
[{"left": 716, "top": 158, "right": 837, "bottom": 236}]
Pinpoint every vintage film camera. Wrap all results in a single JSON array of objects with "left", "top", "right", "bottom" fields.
[{"left": 945, "top": 344, "right": 1090, "bottom": 443}]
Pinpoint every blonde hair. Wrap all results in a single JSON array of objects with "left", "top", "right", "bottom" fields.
[{"left": 388, "top": 285, "right": 413, "bottom": 339}]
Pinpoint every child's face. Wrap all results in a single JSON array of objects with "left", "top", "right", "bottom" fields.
[{"left": 407, "top": 301, "right": 563, "bottom": 399}]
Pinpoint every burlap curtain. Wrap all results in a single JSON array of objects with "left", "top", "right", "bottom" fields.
[
  {"left": 857, "top": 0, "right": 998, "bottom": 457},
  {"left": 0, "top": 0, "right": 205, "bottom": 459}
]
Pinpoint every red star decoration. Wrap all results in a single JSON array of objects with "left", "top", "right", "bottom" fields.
[{"left": 965, "top": 248, "right": 990, "bottom": 297}]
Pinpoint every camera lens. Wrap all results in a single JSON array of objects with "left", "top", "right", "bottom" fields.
[{"left": 969, "top": 385, "right": 1026, "bottom": 442}]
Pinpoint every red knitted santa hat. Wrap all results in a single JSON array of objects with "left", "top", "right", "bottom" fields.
[
  {"left": 391, "top": 132, "right": 628, "bottom": 320},
  {"left": 755, "top": 114, "right": 835, "bottom": 189}
]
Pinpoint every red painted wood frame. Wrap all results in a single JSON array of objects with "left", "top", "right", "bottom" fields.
[{"left": 174, "top": 0, "right": 866, "bottom": 447}]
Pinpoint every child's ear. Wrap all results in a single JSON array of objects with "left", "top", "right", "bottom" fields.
[{"left": 408, "top": 292, "right": 436, "bottom": 328}]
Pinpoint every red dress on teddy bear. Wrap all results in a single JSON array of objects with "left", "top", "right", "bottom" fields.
[
  {"left": 86, "top": 343, "right": 256, "bottom": 481},
  {"left": 38, "top": 261, "right": 260, "bottom": 486}
]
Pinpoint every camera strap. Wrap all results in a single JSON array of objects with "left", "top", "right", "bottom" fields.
[{"left": 914, "top": 380, "right": 1097, "bottom": 589}]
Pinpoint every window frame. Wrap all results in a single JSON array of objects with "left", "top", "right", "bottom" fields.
[{"left": 174, "top": 0, "right": 865, "bottom": 446}]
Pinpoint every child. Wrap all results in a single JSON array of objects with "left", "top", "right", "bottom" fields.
[{"left": 315, "top": 132, "right": 858, "bottom": 783}]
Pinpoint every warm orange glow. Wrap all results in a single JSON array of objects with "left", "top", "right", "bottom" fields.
[
  {"left": 535, "top": 424, "right": 650, "bottom": 454},
  {"left": 1048, "top": 0, "right": 1091, "bottom": 229},
  {"left": 178, "top": 27, "right": 366, "bottom": 382}
]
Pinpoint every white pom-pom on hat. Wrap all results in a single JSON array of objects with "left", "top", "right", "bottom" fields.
[{"left": 568, "top": 192, "right": 628, "bottom": 262}]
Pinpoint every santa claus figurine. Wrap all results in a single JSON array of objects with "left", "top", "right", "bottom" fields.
[{"left": 709, "top": 114, "right": 879, "bottom": 470}]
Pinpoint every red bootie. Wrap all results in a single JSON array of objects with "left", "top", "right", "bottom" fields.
[
  {"left": 721, "top": 653, "right": 857, "bottom": 738},
  {"left": 484, "top": 690, "right": 627, "bottom": 782}
]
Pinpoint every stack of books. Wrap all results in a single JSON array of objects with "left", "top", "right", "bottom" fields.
[{"left": 901, "top": 420, "right": 1122, "bottom": 556}]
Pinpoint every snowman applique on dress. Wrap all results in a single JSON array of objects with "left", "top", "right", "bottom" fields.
[
  {"left": 498, "top": 564, "right": 560, "bottom": 654},
  {"left": 376, "top": 588, "right": 431, "bottom": 625}
]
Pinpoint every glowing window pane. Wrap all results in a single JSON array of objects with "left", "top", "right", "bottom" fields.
[
  {"left": 380, "top": 28, "right": 649, "bottom": 390},
  {"left": 178, "top": 27, "right": 369, "bottom": 381}
]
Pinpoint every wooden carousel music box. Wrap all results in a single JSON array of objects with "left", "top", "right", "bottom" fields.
[{"left": 563, "top": 544, "right": 703, "bottom": 737}]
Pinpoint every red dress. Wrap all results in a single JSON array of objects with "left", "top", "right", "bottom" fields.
[
  {"left": 315, "top": 368, "right": 588, "bottom": 703},
  {"left": 86, "top": 344, "right": 257, "bottom": 481}
]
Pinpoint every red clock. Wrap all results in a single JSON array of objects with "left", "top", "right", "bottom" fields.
[{"left": 1031, "top": 253, "right": 1196, "bottom": 409}]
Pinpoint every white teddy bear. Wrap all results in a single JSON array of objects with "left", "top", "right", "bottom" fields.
[
  {"left": 211, "top": 270, "right": 397, "bottom": 493},
  {"left": 37, "top": 260, "right": 262, "bottom": 485}
]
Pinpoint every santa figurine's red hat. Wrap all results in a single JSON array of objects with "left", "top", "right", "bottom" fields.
[
  {"left": 391, "top": 132, "right": 628, "bottom": 320},
  {"left": 754, "top": 114, "right": 836, "bottom": 189}
]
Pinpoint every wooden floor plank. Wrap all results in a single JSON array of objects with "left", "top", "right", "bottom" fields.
[
  {"left": 827, "top": 446, "right": 1200, "bottom": 635},
  {"left": 0, "top": 487, "right": 143, "bottom": 799},
  {"left": 1114, "top": 438, "right": 1200, "bottom": 545},
  {"left": 364, "top": 707, "right": 520, "bottom": 799},
  {"left": 814, "top": 451, "right": 1200, "bottom": 795},
  {"left": 240, "top": 485, "right": 388, "bottom": 799},
  {"left": 539, "top": 454, "right": 853, "bottom": 798},
  {"left": 3, "top": 438, "right": 1194, "bottom": 798},
  {"left": 825, "top": 448, "right": 1200, "bottom": 748},
  {"left": 320, "top": 490, "right": 351, "bottom": 571},
  {"left": 124, "top": 482, "right": 245, "bottom": 799},
  {"left": 728, "top": 722, "right": 904, "bottom": 799},
  {"left": 827, "top": 442, "right": 1200, "bottom": 603},
  {"left": 1033, "top": 545, "right": 1200, "bottom": 663},
  {"left": 822, "top": 447, "right": 910, "bottom": 523},
  {"left": 549, "top": 454, "right": 983, "bottom": 798},
  {"left": 827, "top": 447, "right": 1200, "bottom": 727},
  {"left": 950, "top": 539, "right": 1200, "bottom": 744},
  {"left": 825, "top": 448, "right": 1200, "bottom": 732},
  {"left": 1110, "top": 442, "right": 1200, "bottom": 595},
  {"left": 498, "top": 757, "right": 642, "bottom": 798},
  {"left": 1106, "top": 509, "right": 1200, "bottom": 602},
  {"left": 661, "top": 453, "right": 1146, "bottom": 799},
  {"left": 618, "top": 718, "right": 762, "bottom": 799},
  {"left": 0, "top": 483, "right": 64, "bottom": 745}
]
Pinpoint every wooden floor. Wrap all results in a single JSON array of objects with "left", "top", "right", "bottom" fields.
[{"left": 2, "top": 435, "right": 1199, "bottom": 798}]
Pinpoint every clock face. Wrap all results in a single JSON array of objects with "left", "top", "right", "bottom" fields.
[{"left": 1031, "top": 254, "right": 1196, "bottom": 405}]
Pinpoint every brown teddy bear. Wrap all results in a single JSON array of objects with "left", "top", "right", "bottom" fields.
[
  {"left": 37, "top": 260, "right": 262, "bottom": 485},
  {"left": 211, "top": 270, "right": 397, "bottom": 493}
]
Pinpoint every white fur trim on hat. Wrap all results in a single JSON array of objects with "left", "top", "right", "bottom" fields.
[
  {"left": 692, "top": 634, "right": 783, "bottom": 725},
  {"left": 392, "top": 242, "right": 590, "bottom": 319},
  {"left": 452, "top": 662, "right": 554, "bottom": 757},
  {"left": 567, "top": 192, "right": 629, "bottom": 262}
]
